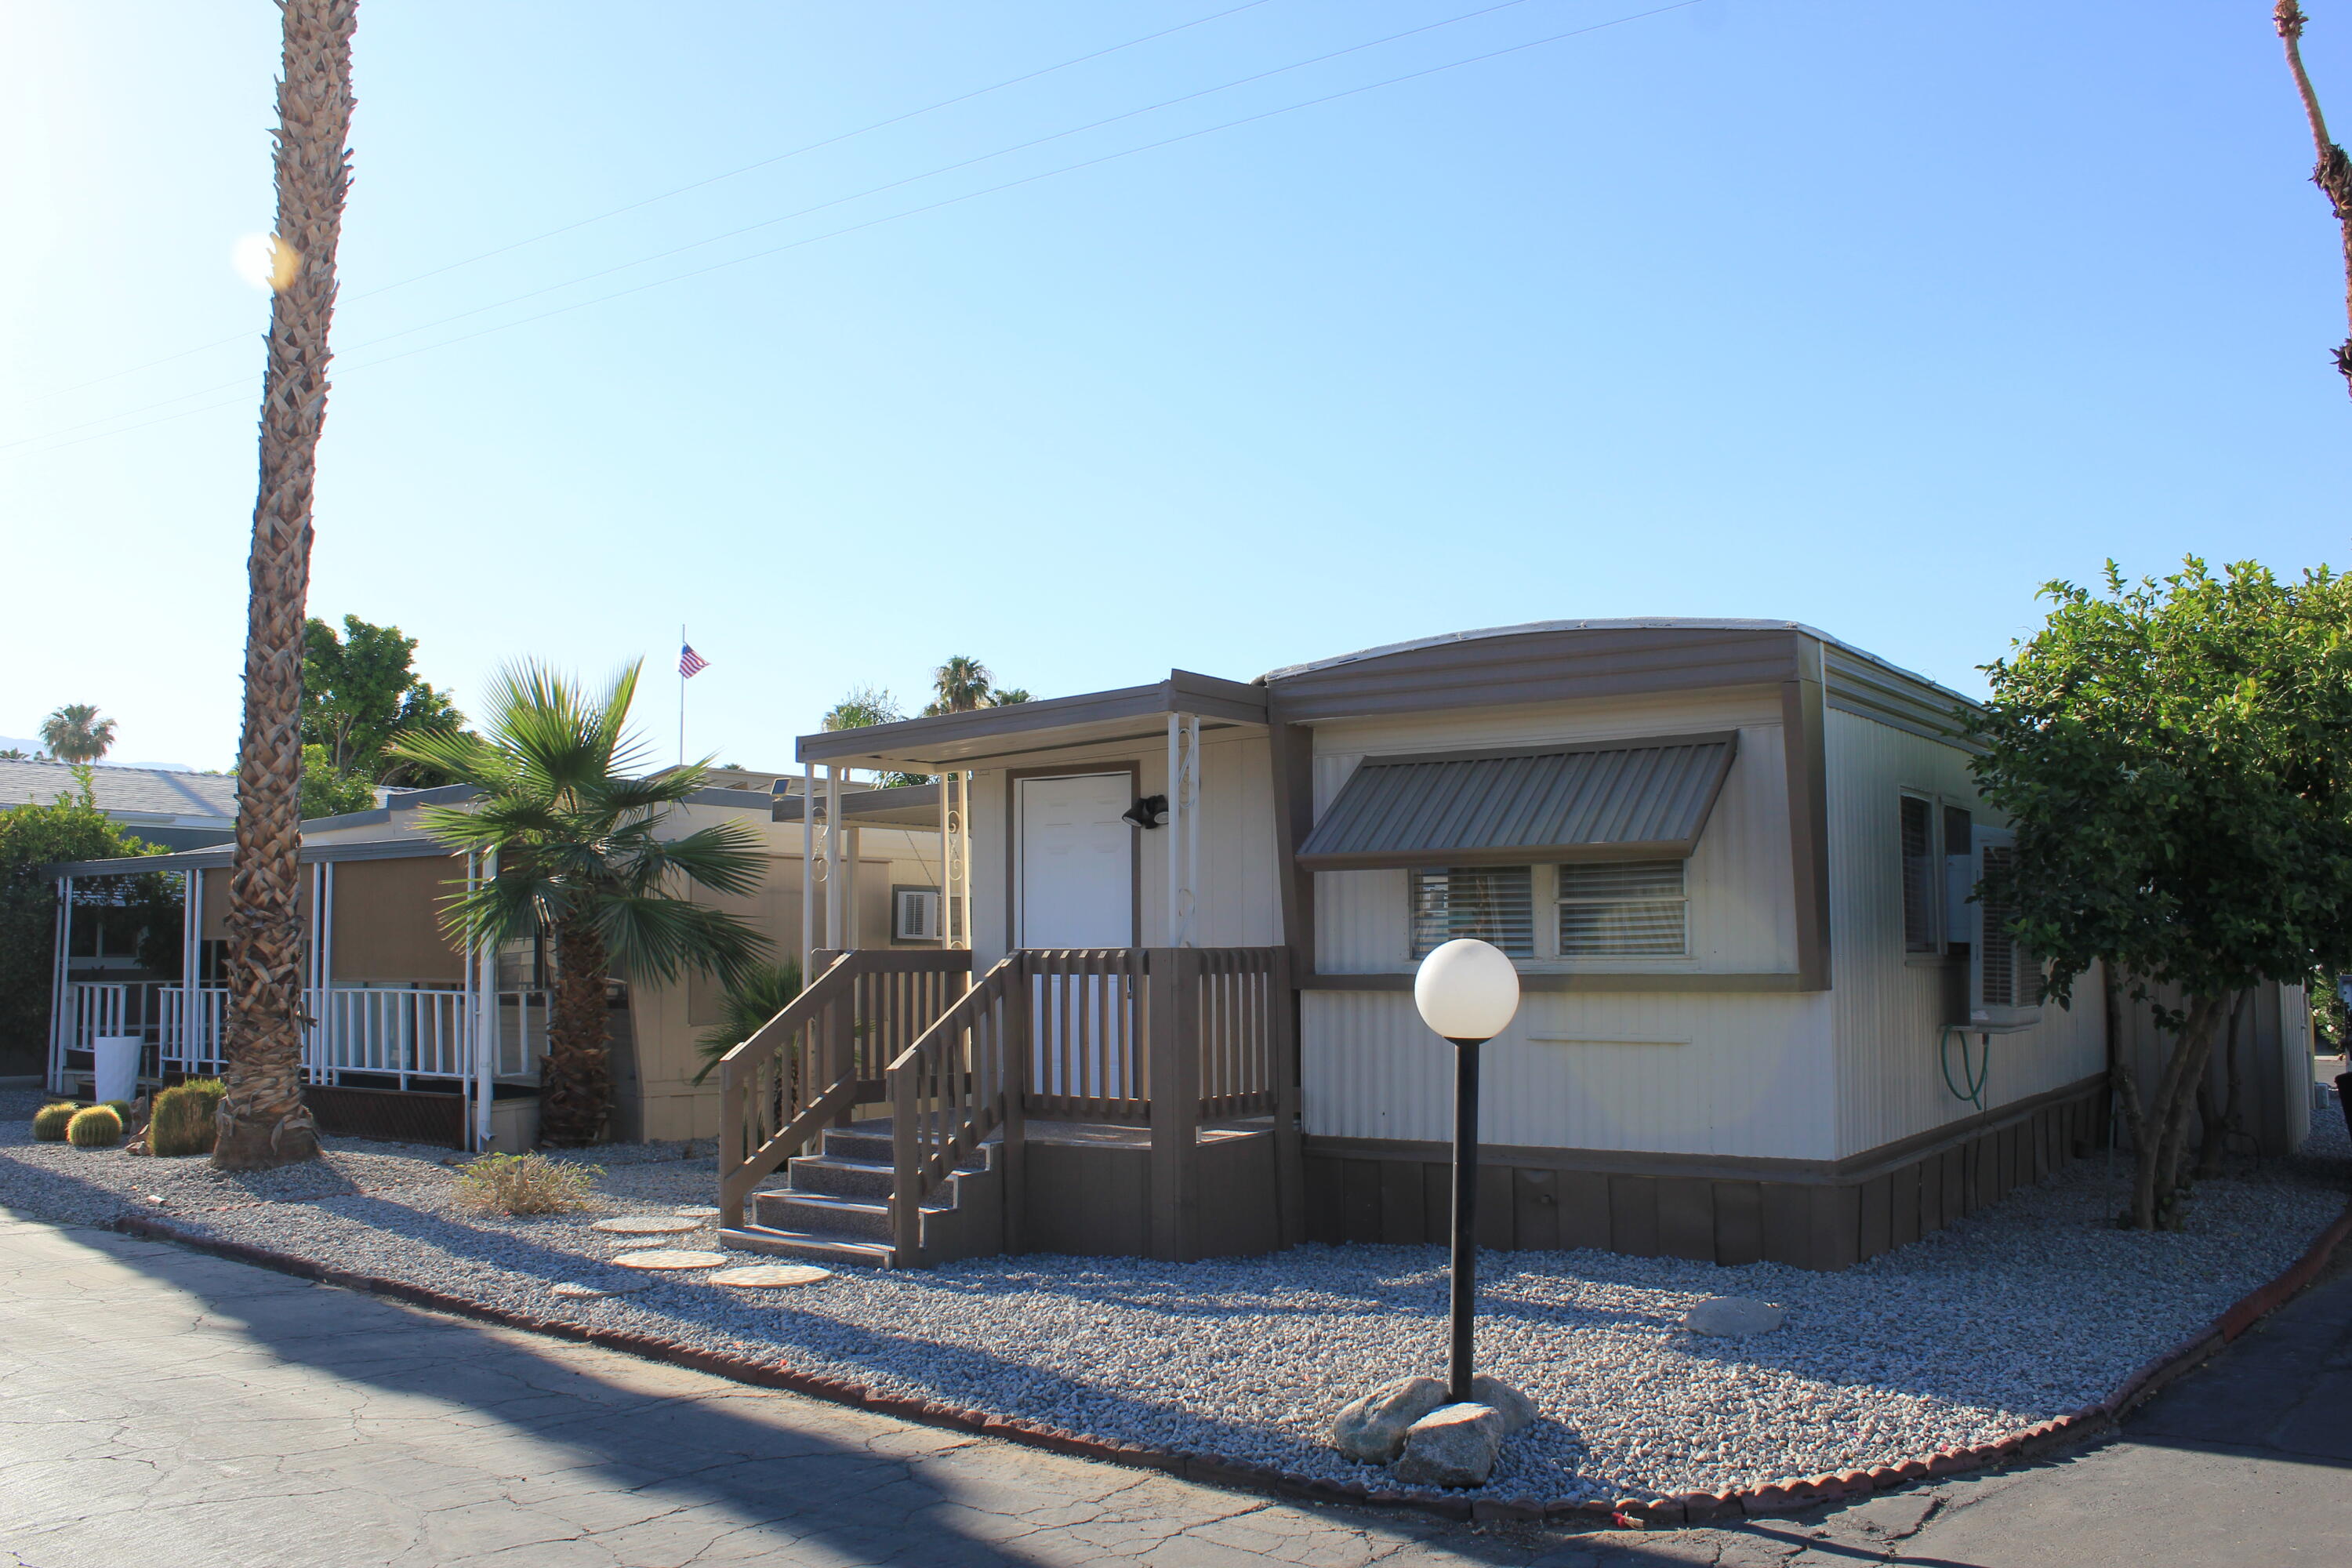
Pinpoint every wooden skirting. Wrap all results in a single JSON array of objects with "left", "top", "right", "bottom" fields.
[{"left": 1301, "top": 1078, "right": 2109, "bottom": 1271}]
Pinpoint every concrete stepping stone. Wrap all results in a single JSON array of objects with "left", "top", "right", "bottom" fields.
[
  {"left": 708, "top": 1264, "right": 831, "bottom": 1289},
  {"left": 612, "top": 1249, "right": 728, "bottom": 1272},
  {"left": 590, "top": 1216, "right": 702, "bottom": 1236},
  {"left": 1684, "top": 1297, "right": 1787, "bottom": 1337}
]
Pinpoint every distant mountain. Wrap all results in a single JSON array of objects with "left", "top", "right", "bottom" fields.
[{"left": 0, "top": 738, "right": 196, "bottom": 772}]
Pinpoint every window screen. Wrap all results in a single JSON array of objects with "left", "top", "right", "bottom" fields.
[
  {"left": 1556, "top": 860, "right": 1687, "bottom": 956},
  {"left": 1900, "top": 795, "right": 1935, "bottom": 952},
  {"left": 1410, "top": 866, "right": 1534, "bottom": 959}
]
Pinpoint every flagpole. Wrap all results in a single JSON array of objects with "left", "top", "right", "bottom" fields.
[{"left": 678, "top": 623, "right": 687, "bottom": 767}]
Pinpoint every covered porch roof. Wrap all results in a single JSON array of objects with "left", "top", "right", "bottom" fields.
[{"left": 796, "top": 670, "right": 1267, "bottom": 771}]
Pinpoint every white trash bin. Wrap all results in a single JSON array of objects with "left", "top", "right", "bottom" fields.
[{"left": 93, "top": 1035, "right": 142, "bottom": 1105}]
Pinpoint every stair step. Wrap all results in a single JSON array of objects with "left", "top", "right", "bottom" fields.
[
  {"left": 752, "top": 1190, "right": 894, "bottom": 1242},
  {"left": 819, "top": 1128, "right": 892, "bottom": 1165},
  {"left": 786, "top": 1154, "right": 892, "bottom": 1200},
  {"left": 719, "top": 1225, "right": 897, "bottom": 1269}
]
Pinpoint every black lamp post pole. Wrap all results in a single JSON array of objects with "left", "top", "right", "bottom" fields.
[{"left": 1446, "top": 1035, "right": 1483, "bottom": 1405}]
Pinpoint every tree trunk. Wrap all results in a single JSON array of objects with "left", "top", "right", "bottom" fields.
[
  {"left": 2132, "top": 993, "right": 2224, "bottom": 1229},
  {"left": 2195, "top": 990, "right": 2250, "bottom": 1181},
  {"left": 215, "top": 0, "right": 358, "bottom": 1172},
  {"left": 2278, "top": 2, "right": 2352, "bottom": 395},
  {"left": 542, "top": 918, "right": 613, "bottom": 1146}
]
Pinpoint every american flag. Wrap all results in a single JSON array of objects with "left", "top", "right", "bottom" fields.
[{"left": 678, "top": 643, "right": 709, "bottom": 678}]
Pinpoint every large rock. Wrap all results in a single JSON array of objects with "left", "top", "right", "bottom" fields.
[
  {"left": 1330, "top": 1375, "right": 1448, "bottom": 1464},
  {"left": 1470, "top": 1374, "right": 1537, "bottom": 1432},
  {"left": 1392, "top": 1403, "right": 1504, "bottom": 1488},
  {"left": 1684, "top": 1296, "right": 1787, "bottom": 1337}
]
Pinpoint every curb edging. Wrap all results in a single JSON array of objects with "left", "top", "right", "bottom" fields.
[{"left": 110, "top": 1196, "right": 2352, "bottom": 1531}]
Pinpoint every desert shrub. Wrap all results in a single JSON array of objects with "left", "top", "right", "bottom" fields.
[
  {"left": 31, "top": 1101, "right": 77, "bottom": 1140},
  {"left": 65, "top": 1105, "right": 122, "bottom": 1147},
  {"left": 148, "top": 1078, "right": 224, "bottom": 1158},
  {"left": 452, "top": 1151, "right": 602, "bottom": 1215}
]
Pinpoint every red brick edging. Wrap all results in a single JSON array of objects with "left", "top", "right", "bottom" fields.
[{"left": 110, "top": 1200, "right": 2352, "bottom": 1530}]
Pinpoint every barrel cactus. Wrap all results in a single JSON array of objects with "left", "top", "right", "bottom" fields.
[
  {"left": 66, "top": 1105, "right": 124, "bottom": 1148},
  {"left": 147, "top": 1078, "right": 227, "bottom": 1158},
  {"left": 31, "top": 1102, "right": 78, "bottom": 1141}
]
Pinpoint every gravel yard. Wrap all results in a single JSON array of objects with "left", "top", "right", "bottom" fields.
[{"left": 5, "top": 1085, "right": 2346, "bottom": 1504}]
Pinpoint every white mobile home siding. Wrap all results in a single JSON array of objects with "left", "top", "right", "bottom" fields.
[
  {"left": 1823, "top": 707, "right": 2106, "bottom": 1159},
  {"left": 1300, "top": 688, "right": 1838, "bottom": 1161}
]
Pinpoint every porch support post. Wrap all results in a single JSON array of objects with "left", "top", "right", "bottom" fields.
[
  {"left": 476, "top": 849, "right": 499, "bottom": 1151},
  {"left": 179, "top": 869, "right": 198, "bottom": 1080},
  {"left": 941, "top": 770, "right": 969, "bottom": 950},
  {"left": 48, "top": 873, "right": 72, "bottom": 1094},
  {"left": 1146, "top": 947, "right": 1201, "bottom": 1261},
  {"left": 800, "top": 762, "right": 818, "bottom": 982},
  {"left": 844, "top": 826, "right": 862, "bottom": 950},
  {"left": 1164, "top": 714, "right": 1200, "bottom": 946},
  {"left": 823, "top": 765, "right": 845, "bottom": 956}
]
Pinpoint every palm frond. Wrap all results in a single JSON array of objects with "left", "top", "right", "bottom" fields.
[
  {"left": 688, "top": 959, "right": 804, "bottom": 1083},
  {"left": 594, "top": 894, "right": 772, "bottom": 989}
]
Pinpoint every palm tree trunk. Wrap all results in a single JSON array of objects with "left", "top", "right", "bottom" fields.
[
  {"left": 2278, "top": 2, "right": 2352, "bottom": 396},
  {"left": 543, "top": 917, "right": 614, "bottom": 1145},
  {"left": 215, "top": 0, "right": 358, "bottom": 1172}
]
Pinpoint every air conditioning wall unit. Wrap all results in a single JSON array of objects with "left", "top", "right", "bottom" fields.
[
  {"left": 894, "top": 887, "right": 943, "bottom": 944},
  {"left": 1961, "top": 824, "right": 2043, "bottom": 1034}
]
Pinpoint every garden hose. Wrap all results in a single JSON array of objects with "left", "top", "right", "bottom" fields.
[{"left": 1940, "top": 1026, "right": 1991, "bottom": 1109}]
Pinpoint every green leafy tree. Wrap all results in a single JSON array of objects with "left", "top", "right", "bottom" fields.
[
  {"left": 0, "top": 769, "right": 172, "bottom": 1075},
  {"left": 1970, "top": 558, "right": 2352, "bottom": 1229},
  {"left": 38, "top": 705, "right": 117, "bottom": 764},
  {"left": 302, "top": 614, "right": 465, "bottom": 786},
  {"left": 393, "top": 659, "right": 772, "bottom": 1145},
  {"left": 822, "top": 686, "right": 903, "bottom": 731},
  {"left": 299, "top": 742, "right": 377, "bottom": 819}
]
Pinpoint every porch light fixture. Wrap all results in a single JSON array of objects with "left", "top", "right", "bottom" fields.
[
  {"left": 1414, "top": 937, "right": 1521, "bottom": 1404},
  {"left": 1122, "top": 793, "right": 1168, "bottom": 830}
]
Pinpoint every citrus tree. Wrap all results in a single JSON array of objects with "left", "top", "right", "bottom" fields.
[{"left": 1970, "top": 558, "right": 2352, "bottom": 1228}]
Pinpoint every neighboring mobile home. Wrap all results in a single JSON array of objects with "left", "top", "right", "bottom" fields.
[
  {"left": 45, "top": 776, "right": 952, "bottom": 1145},
  {"left": 720, "top": 619, "right": 2311, "bottom": 1271}
]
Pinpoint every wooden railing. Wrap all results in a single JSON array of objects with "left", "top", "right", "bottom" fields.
[
  {"left": 884, "top": 946, "right": 1293, "bottom": 1263},
  {"left": 717, "top": 949, "right": 971, "bottom": 1229}
]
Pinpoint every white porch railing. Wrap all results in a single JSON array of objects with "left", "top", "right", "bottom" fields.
[{"left": 62, "top": 981, "right": 546, "bottom": 1090}]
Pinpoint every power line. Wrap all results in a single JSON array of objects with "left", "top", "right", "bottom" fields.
[
  {"left": 9, "top": 0, "right": 1704, "bottom": 460},
  {"left": 26, "top": 0, "right": 1283, "bottom": 404},
  {"left": 8, "top": 0, "right": 1556, "bottom": 452}
]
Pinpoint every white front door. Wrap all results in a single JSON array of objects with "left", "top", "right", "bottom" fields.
[{"left": 1018, "top": 772, "right": 1134, "bottom": 948}]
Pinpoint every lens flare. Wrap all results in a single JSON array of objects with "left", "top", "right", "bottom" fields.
[{"left": 231, "top": 233, "right": 299, "bottom": 292}]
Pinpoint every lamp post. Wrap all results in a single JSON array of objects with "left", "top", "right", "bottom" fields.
[{"left": 1413, "top": 937, "right": 1521, "bottom": 1405}]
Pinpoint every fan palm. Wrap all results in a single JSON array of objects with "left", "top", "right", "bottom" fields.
[
  {"left": 926, "top": 655, "right": 993, "bottom": 714},
  {"left": 215, "top": 0, "right": 358, "bottom": 1171},
  {"left": 688, "top": 959, "right": 804, "bottom": 1085},
  {"left": 393, "top": 660, "right": 771, "bottom": 1144},
  {"left": 38, "top": 706, "right": 117, "bottom": 764}
]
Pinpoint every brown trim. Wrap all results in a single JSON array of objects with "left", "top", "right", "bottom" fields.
[
  {"left": 1264, "top": 714, "right": 1315, "bottom": 978},
  {"left": 797, "top": 670, "right": 1265, "bottom": 768},
  {"left": 1305, "top": 970, "right": 1810, "bottom": 993},
  {"left": 1263, "top": 625, "right": 1804, "bottom": 723},
  {"left": 1781, "top": 644, "right": 1832, "bottom": 990},
  {"left": 1003, "top": 763, "right": 1144, "bottom": 949},
  {"left": 1352, "top": 729, "right": 1742, "bottom": 769}
]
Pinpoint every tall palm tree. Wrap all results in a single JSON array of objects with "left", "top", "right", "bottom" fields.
[
  {"left": 38, "top": 706, "right": 116, "bottom": 764},
  {"left": 925, "top": 655, "right": 993, "bottom": 715},
  {"left": 214, "top": 0, "right": 358, "bottom": 1171},
  {"left": 394, "top": 660, "right": 772, "bottom": 1145}
]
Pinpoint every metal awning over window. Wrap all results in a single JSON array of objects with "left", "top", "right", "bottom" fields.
[{"left": 1296, "top": 731, "right": 1739, "bottom": 871}]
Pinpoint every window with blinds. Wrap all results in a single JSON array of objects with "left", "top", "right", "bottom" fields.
[
  {"left": 1556, "top": 860, "right": 1687, "bottom": 956},
  {"left": 1900, "top": 794, "right": 1936, "bottom": 953},
  {"left": 1410, "top": 866, "right": 1535, "bottom": 959}
]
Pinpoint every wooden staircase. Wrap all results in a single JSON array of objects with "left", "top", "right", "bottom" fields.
[{"left": 720, "top": 1122, "right": 1000, "bottom": 1269}]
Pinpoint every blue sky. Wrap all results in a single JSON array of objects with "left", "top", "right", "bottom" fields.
[{"left": 4, "top": 1, "right": 2348, "bottom": 772}]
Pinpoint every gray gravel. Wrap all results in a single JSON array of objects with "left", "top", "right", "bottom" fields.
[{"left": 5, "top": 1086, "right": 2346, "bottom": 1504}]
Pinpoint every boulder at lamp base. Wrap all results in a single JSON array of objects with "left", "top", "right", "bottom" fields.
[
  {"left": 1470, "top": 1374, "right": 1537, "bottom": 1433},
  {"left": 1331, "top": 1375, "right": 1448, "bottom": 1465},
  {"left": 1392, "top": 1403, "right": 1504, "bottom": 1489}
]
